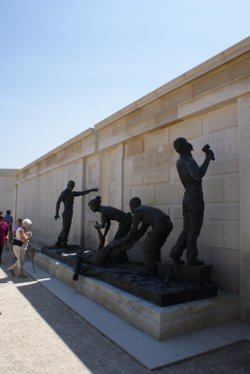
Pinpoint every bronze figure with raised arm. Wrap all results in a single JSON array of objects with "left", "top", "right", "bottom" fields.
[
  {"left": 169, "top": 138, "right": 215, "bottom": 266},
  {"left": 54, "top": 180, "right": 98, "bottom": 248}
]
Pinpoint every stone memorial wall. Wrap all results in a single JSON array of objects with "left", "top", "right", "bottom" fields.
[{"left": 1, "top": 37, "right": 250, "bottom": 321}]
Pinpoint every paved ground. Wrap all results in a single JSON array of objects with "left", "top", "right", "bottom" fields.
[{"left": 1, "top": 249, "right": 250, "bottom": 373}]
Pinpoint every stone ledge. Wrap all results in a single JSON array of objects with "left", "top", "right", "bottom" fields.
[{"left": 34, "top": 252, "right": 240, "bottom": 340}]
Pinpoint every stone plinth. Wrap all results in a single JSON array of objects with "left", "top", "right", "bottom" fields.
[{"left": 34, "top": 252, "right": 240, "bottom": 340}]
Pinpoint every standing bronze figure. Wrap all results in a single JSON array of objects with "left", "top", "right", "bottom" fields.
[
  {"left": 169, "top": 138, "right": 215, "bottom": 266},
  {"left": 54, "top": 180, "right": 98, "bottom": 248}
]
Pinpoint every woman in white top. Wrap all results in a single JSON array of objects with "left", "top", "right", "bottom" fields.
[{"left": 8, "top": 218, "right": 32, "bottom": 278}]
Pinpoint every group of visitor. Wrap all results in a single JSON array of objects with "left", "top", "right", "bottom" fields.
[{"left": 0, "top": 211, "right": 32, "bottom": 278}]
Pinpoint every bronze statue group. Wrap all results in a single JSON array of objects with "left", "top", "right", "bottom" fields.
[{"left": 54, "top": 138, "right": 215, "bottom": 278}]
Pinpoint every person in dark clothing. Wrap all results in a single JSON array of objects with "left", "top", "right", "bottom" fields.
[
  {"left": 54, "top": 180, "right": 98, "bottom": 247},
  {"left": 169, "top": 138, "right": 215, "bottom": 266},
  {"left": 5, "top": 210, "right": 13, "bottom": 245},
  {"left": 5, "top": 210, "right": 13, "bottom": 230}
]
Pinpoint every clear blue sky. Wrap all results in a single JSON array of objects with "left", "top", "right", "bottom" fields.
[{"left": 1, "top": 0, "right": 249, "bottom": 169}]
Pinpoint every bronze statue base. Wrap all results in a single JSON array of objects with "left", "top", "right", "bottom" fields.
[
  {"left": 42, "top": 246, "right": 217, "bottom": 307},
  {"left": 158, "top": 261, "right": 214, "bottom": 285}
]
